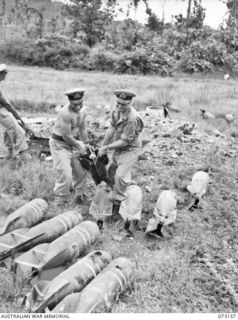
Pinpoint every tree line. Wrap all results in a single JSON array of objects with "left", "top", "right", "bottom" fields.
[{"left": 0, "top": 0, "right": 238, "bottom": 74}]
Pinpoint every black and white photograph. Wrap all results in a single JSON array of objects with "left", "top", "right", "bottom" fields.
[{"left": 0, "top": 0, "right": 237, "bottom": 315}]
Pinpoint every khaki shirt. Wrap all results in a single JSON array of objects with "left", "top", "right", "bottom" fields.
[{"left": 110, "top": 106, "right": 144, "bottom": 152}]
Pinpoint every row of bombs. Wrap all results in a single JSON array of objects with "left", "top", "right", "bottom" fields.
[
  {"left": 90, "top": 170, "right": 210, "bottom": 236},
  {"left": 0, "top": 170, "right": 210, "bottom": 311},
  {"left": 0, "top": 203, "right": 133, "bottom": 313},
  {"left": 27, "top": 251, "right": 132, "bottom": 313},
  {"left": 0, "top": 170, "right": 210, "bottom": 245},
  {"left": 0, "top": 170, "right": 210, "bottom": 259}
]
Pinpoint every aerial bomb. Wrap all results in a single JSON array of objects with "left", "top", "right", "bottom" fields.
[
  {"left": 200, "top": 109, "right": 215, "bottom": 120},
  {"left": 0, "top": 198, "right": 48, "bottom": 236},
  {"left": 146, "top": 190, "right": 177, "bottom": 236},
  {"left": 89, "top": 181, "right": 112, "bottom": 220},
  {"left": 52, "top": 257, "right": 133, "bottom": 313},
  {"left": 0, "top": 210, "right": 82, "bottom": 261},
  {"left": 187, "top": 171, "right": 209, "bottom": 210},
  {"left": 225, "top": 113, "right": 234, "bottom": 123},
  {"left": 15, "top": 221, "right": 100, "bottom": 271},
  {"left": 118, "top": 185, "right": 143, "bottom": 237},
  {"left": 119, "top": 185, "right": 142, "bottom": 222},
  {"left": 26, "top": 250, "right": 112, "bottom": 313}
]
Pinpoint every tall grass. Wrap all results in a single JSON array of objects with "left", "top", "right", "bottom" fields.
[{"left": 2, "top": 66, "right": 237, "bottom": 133}]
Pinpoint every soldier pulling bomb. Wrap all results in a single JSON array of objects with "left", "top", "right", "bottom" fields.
[
  {"left": 49, "top": 88, "right": 89, "bottom": 205},
  {"left": 98, "top": 89, "right": 144, "bottom": 235}
]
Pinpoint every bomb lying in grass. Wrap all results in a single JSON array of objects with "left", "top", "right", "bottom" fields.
[
  {"left": 89, "top": 181, "right": 113, "bottom": 229},
  {"left": 119, "top": 185, "right": 143, "bottom": 237},
  {"left": 145, "top": 190, "right": 177, "bottom": 239},
  {"left": 187, "top": 171, "right": 209, "bottom": 210},
  {"left": 52, "top": 257, "right": 133, "bottom": 313},
  {"left": 0, "top": 210, "right": 82, "bottom": 261},
  {"left": 0, "top": 198, "right": 48, "bottom": 236},
  {"left": 15, "top": 221, "right": 100, "bottom": 276},
  {"left": 25, "top": 250, "right": 112, "bottom": 313}
]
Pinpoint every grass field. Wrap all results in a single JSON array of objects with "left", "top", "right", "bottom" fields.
[
  {"left": 2, "top": 65, "right": 238, "bottom": 135},
  {"left": 0, "top": 65, "right": 238, "bottom": 313}
]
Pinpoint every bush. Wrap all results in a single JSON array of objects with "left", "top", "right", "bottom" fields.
[
  {"left": 189, "top": 39, "right": 227, "bottom": 66},
  {"left": 0, "top": 25, "right": 238, "bottom": 75},
  {"left": 88, "top": 48, "right": 119, "bottom": 71},
  {"left": 178, "top": 53, "right": 214, "bottom": 73},
  {"left": 0, "top": 36, "right": 88, "bottom": 70},
  {"left": 114, "top": 49, "right": 153, "bottom": 74},
  {"left": 0, "top": 38, "right": 32, "bottom": 64},
  {"left": 223, "top": 52, "right": 238, "bottom": 71},
  {"left": 178, "top": 37, "right": 228, "bottom": 73},
  {"left": 71, "top": 43, "right": 90, "bottom": 57}
]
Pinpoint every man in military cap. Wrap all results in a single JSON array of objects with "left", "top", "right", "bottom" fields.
[
  {"left": 98, "top": 89, "right": 144, "bottom": 227},
  {"left": 49, "top": 88, "right": 89, "bottom": 204},
  {"left": 0, "top": 64, "right": 29, "bottom": 159}
]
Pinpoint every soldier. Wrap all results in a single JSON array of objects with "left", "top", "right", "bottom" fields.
[
  {"left": 49, "top": 88, "right": 89, "bottom": 204},
  {"left": 0, "top": 64, "right": 29, "bottom": 159},
  {"left": 98, "top": 89, "right": 144, "bottom": 219}
]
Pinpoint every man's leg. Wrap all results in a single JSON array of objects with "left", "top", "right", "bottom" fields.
[
  {"left": 11, "top": 115, "right": 28, "bottom": 154},
  {"left": 3, "top": 131, "right": 14, "bottom": 159},
  {"left": 108, "top": 150, "right": 139, "bottom": 223},
  {"left": 49, "top": 139, "right": 73, "bottom": 201},
  {"left": 112, "top": 150, "right": 139, "bottom": 203},
  {"left": 0, "top": 113, "right": 16, "bottom": 158},
  {"left": 0, "top": 112, "right": 28, "bottom": 158},
  {"left": 107, "top": 152, "right": 117, "bottom": 187}
]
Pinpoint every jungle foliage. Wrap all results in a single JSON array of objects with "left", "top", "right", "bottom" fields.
[{"left": 0, "top": 0, "right": 238, "bottom": 75}]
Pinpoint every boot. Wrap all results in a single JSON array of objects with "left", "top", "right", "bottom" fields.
[
  {"left": 111, "top": 202, "right": 121, "bottom": 222},
  {"left": 6, "top": 148, "right": 13, "bottom": 160},
  {"left": 188, "top": 198, "right": 199, "bottom": 211},
  {"left": 120, "top": 220, "right": 134, "bottom": 237},
  {"left": 97, "top": 220, "right": 103, "bottom": 231}
]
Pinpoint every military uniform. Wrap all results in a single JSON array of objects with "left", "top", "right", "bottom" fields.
[
  {"left": 0, "top": 64, "right": 28, "bottom": 158},
  {"left": 107, "top": 89, "right": 144, "bottom": 204},
  {"left": 49, "top": 88, "right": 88, "bottom": 200}
]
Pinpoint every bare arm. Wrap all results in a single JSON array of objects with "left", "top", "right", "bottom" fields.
[
  {"left": 79, "top": 117, "right": 88, "bottom": 144},
  {"left": 60, "top": 112, "right": 83, "bottom": 149},
  {"left": 106, "top": 139, "right": 128, "bottom": 150},
  {"left": 0, "top": 91, "right": 26, "bottom": 126},
  {"left": 102, "top": 126, "right": 115, "bottom": 146}
]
